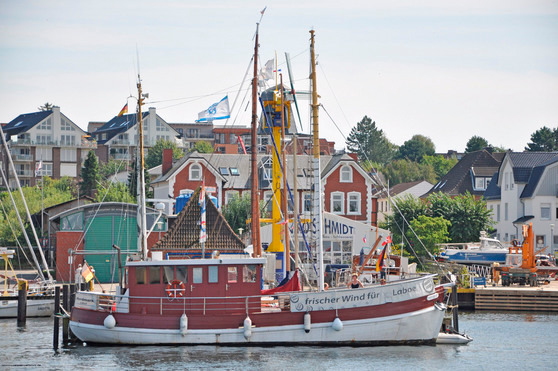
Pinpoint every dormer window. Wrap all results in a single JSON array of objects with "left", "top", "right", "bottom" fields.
[
  {"left": 340, "top": 165, "right": 352, "bottom": 183},
  {"left": 189, "top": 163, "right": 202, "bottom": 180}
]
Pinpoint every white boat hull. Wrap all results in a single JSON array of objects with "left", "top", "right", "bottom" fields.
[
  {"left": 436, "top": 332, "right": 473, "bottom": 344},
  {"left": 0, "top": 298, "right": 54, "bottom": 318},
  {"left": 70, "top": 303, "right": 445, "bottom": 345}
]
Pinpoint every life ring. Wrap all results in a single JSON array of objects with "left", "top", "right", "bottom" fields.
[{"left": 166, "top": 280, "right": 185, "bottom": 298}]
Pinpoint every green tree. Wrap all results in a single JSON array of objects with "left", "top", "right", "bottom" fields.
[
  {"left": 525, "top": 126, "right": 558, "bottom": 152},
  {"left": 0, "top": 177, "right": 74, "bottom": 246},
  {"left": 380, "top": 194, "right": 430, "bottom": 247},
  {"left": 381, "top": 159, "right": 437, "bottom": 185},
  {"left": 407, "top": 215, "right": 451, "bottom": 260},
  {"left": 421, "top": 155, "right": 457, "bottom": 181},
  {"left": 189, "top": 141, "right": 214, "bottom": 154},
  {"left": 100, "top": 158, "right": 127, "bottom": 180},
  {"left": 427, "top": 192, "right": 493, "bottom": 242},
  {"left": 96, "top": 180, "right": 135, "bottom": 203},
  {"left": 38, "top": 102, "right": 54, "bottom": 111},
  {"left": 397, "top": 134, "right": 435, "bottom": 162},
  {"left": 222, "top": 194, "right": 251, "bottom": 234},
  {"left": 145, "top": 139, "right": 184, "bottom": 169},
  {"left": 465, "top": 135, "right": 489, "bottom": 153},
  {"left": 345, "top": 116, "right": 396, "bottom": 165},
  {"left": 80, "top": 151, "right": 101, "bottom": 197},
  {"left": 127, "top": 161, "right": 153, "bottom": 199}
]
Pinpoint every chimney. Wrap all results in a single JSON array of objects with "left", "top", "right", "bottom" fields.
[
  {"left": 348, "top": 153, "right": 358, "bottom": 161},
  {"left": 162, "top": 149, "right": 173, "bottom": 175}
]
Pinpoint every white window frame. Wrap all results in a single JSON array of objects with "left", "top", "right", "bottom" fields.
[
  {"left": 340, "top": 165, "right": 353, "bottom": 183},
  {"left": 331, "top": 192, "right": 344, "bottom": 214},
  {"left": 347, "top": 192, "right": 361, "bottom": 215},
  {"left": 189, "top": 163, "right": 202, "bottom": 180},
  {"left": 263, "top": 191, "right": 273, "bottom": 213},
  {"left": 541, "top": 203, "right": 551, "bottom": 220}
]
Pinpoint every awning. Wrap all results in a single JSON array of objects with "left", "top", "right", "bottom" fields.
[{"left": 513, "top": 215, "right": 534, "bottom": 224}]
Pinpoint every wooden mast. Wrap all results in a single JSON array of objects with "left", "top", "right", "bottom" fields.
[
  {"left": 137, "top": 76, "right": 148, "bottom": 260},
  {"left": 309, "top": 29, "right": 324, "bottom": 291},
  {"left": 251, "top": 24, "right": 262, "bottom": 257}
]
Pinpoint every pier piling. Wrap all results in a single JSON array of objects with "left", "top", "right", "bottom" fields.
[
  {"left": 62, "top": 285, "right": 70, "bottom": 344},
  {"left": 17, "top": 283, "right": 27, "bottom": 326},
  {"left": 53, "top": 286, "right": 60, "bottom": 350}
]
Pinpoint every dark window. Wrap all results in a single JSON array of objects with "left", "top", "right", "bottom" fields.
[
  {"left": 149, "top": 266, "right": 161, "bottom": 284},
  {"left": 219, "top": 167, "right": 229, "bottom": 175},
  {"left": 136, "top": 267, "right": 146, "bottom": 285},
  {"left": 177, "top": 267, "right": 187, "bottom": 283}
]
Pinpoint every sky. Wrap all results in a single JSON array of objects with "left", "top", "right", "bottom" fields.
[{"left": 1, "top": 0, "right": 557, "bottom": 153}]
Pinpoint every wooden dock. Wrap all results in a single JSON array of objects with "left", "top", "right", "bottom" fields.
[{"left": 473, "top": 281, "right": 558, "bottom": 311}]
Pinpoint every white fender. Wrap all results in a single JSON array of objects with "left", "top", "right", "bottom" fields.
[
  {"left": 180, "top": 314, "right": 188, "bottom": 336},
  {"left": 304, "top": 312, "right": 311, "bottom": 333},
  {"left": 332, "top": 317, "right": 343, "bottom": 331},
  {"left": 104, "top": 314, "right": 116, "bottom": 329},
  {"left": 243, "top": 316, "right": 252, "bottom": 339}
]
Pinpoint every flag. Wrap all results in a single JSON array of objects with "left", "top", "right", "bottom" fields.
[
  {"left": 197, "top": 96, "right": 230, "bottom": 122},
  {"left": 259, "top": 59, "right": 274, "bottom": 81},
  {"left": 376, "top": 236, "right": 391, "bottom": 272},
  {"left": 199, "top": 183, "right": 207, "bottom": 244},
  {"left": 35, "top": 160, "right": 43, "bottom": 176},
  {"left": 260, "top": 6, "right": 267, "bottom": 15},
  {"left": 237, "top": 135, "right": 247, "bottom": 154},
  {"left": 82, "top": 261, "right": 94, "bottom": 283},
  {"left": 117, "top": 103, "right": 128, "bottom": 117}
]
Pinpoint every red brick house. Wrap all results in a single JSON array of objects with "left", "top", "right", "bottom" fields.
[{"left": 151, "top": 151, "right": 375, "bottom": 225}]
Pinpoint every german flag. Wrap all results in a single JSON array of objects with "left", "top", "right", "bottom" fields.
[
  {"left": 117, "top": 103, "right": 128, "bottom": 117},
  {"left": 376, "top": 236, "right": 392, "bottom": 272}
]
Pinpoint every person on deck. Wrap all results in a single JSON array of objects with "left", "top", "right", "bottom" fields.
[{"left": 347, "top": 273, "right": 363, "bottom": 289}]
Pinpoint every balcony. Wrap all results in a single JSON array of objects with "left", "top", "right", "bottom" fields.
[
  {"left": 15, "top": 169, "right": 34, "bottom": 177},
  {"left": 9, "top": 152, "right": 33, "bottom": 161},
  {"left": 112, "top": 153, "right": 131, "bottom": 160},
  {"left": 111, "top": 139, "right": 131, "bottom": 146}
]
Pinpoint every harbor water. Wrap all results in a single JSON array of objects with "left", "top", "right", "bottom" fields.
[{"left": 1, "top": 311, "right": 557, "bottom": 370}]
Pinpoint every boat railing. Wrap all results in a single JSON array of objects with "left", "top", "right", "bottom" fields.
[{"left": 75, "top": 290, "right": 292, "bottom": 315}]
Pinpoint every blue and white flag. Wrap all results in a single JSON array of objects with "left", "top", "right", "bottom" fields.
[{"left": 197, "top": 96, "right": 230, "bottom": 122}]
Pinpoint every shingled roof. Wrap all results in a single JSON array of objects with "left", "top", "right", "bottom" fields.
[
  {"left": 151, "top": 187, "right": 245, "bottom": 254},
  {"left": 3, "top": 110, "right": 52, "bottom": 136},
  {"left": 424, "top": 149, "right": 502, "bottom": 197},
  {"left": 93, "top": 112, "right": 146, "bottom": 144}
]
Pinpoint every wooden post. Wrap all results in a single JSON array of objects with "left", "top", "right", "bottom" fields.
[
  {"left": 452, "top": 286, "right": 459, "bottom": 333},
  {"left": 62, "top": 285, "right": 69, "bottom": 344},
  {"left": 17, "top": 283, "right": 27, "bottom": 326},
  {"left": 53, "top": 286, "right": 60, "bottom": 350}
]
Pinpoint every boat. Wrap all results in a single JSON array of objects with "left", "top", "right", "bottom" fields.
[
  {"left": 70, "top": 24, "right": 448, "bottom": 346},
  {"left": 437, "top": 232, "right": 508, "bottom": 265},
  {"left": 436, "top": 331, "right": 473, "bottom": 344},
  {"left": 0, "top": 248, "right": 54, "bottom": 318}
]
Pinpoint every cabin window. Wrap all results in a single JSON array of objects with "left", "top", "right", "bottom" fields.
[
  {"left": 163, "top": 266, "right": 174, "bottom": 283},
  {"left": 193, "top": 267, "right": 203, "bottom": 283},
  {"left": 228, "top": 267, "right": 237, "bottom": 283},
  {"left": 243, "top": 265, "right": 257, "bottom": 283},
  {"left": 149, "top": 266, "right": 161, "bottom": 284},
  {"left": 208, "top": 266, "right": 219, "bottom": 283},
  {"left": 135, "top": 267, "right": 146, "bottom": 285},
  {"left": 176, "top": 267, "right": 188, "bottom": 283}
]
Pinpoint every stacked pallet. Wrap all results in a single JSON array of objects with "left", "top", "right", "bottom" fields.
[{"left": 475, "top": 287, "right": 558, "bottom": 311}]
